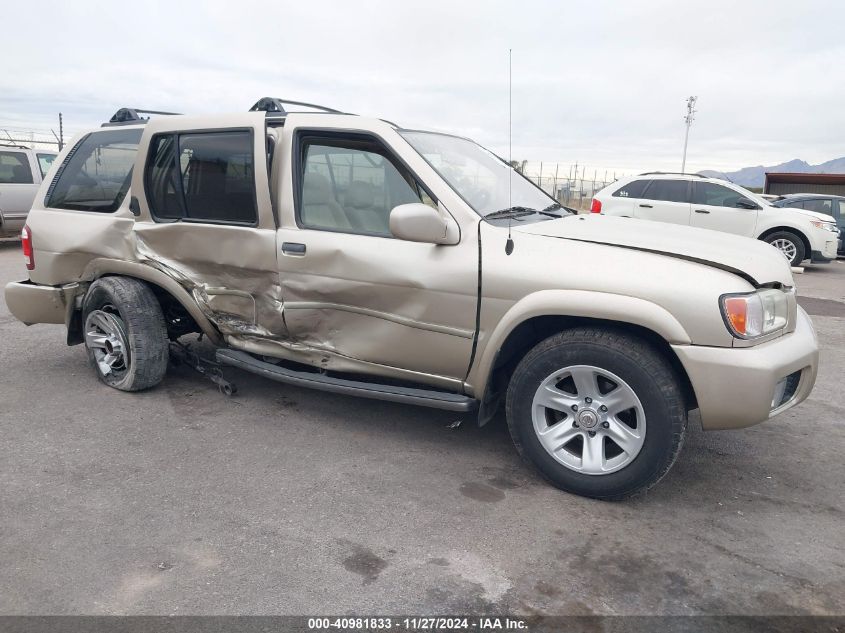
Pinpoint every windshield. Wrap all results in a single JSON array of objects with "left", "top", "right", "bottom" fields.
[{"left": 399, "top": 130, "right": 561, "bottom": 218}]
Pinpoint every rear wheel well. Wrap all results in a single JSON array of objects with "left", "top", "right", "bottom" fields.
[
  {"left": 68, "top": 275, "right": 201, "bottom": 345},
  {"left": 480, "top": 316, "right": 697, "bottom": 422},
  {"left": 758, "top": 226, "right": 811, "bottom": 259}
]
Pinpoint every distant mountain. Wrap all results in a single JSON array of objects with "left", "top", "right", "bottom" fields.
[{"left": 700, "top": 156, "right": 845, "bottom": 188}]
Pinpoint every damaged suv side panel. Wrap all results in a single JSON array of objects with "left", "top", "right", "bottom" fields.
[
  {"left": 4, "top": 100, "right": 820, "bottom": 500},
  {"left": 130, "top": 114, "right": 288, "bottom": 341}
]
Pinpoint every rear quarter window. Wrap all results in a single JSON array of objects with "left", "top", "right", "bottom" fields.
[
  {"left": 613, "top": 179, "right": 649, "bottom": 198},
  {"left": 46, "top": 128, "right": 142, "bottom": 213}
]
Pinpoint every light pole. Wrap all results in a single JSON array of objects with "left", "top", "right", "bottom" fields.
[{"left": 681, "top": 96, "right": 697, "bottom": 173}]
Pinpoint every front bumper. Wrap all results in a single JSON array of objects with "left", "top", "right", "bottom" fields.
[
  {"left": 811, "top": 234, "right": 839, "bottom": 262},
  {"left": 4, "top": 280, "right": 79, "bottom": 326},
  {"left": 672, "top": 307, "right": 818, "bottom": 430}
]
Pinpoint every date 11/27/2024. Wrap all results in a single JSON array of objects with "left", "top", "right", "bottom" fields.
[{"left": 307, "top": 617, "right": 529, "bottom": 630}]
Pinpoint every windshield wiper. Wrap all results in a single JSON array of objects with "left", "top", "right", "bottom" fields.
[
  {"left": 484, "top": 206, "right": 538, "bottom": 220},
  {"left": 486, "top": 205, "right": 569, "bottom": 219}
]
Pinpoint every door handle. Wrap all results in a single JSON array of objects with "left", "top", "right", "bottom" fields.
[
  {"left": 639, "top": 204, "right": 653, "bottom": 208},
  {"left": 282, "top": 242, "right": 306, "bottom": 255},
  {"left": 694, "top": 209, "right": 710, "bottom": 214}
]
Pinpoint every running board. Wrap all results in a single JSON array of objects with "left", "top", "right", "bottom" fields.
[{"left": 215, "top": 349, "right": 478, "bottom": 412}]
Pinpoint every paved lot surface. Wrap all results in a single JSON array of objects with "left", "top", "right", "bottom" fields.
[{"left": 0, "top": 240, "right": 843, "bottom": 616}]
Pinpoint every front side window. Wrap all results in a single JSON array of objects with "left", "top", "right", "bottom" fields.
[
  {"left": 644, "top": 179, "right": 690, "bottom": 203},
  {"left": 46, "top": 129, "right": 141, "bottom": 212},
  {"left": 613, "top": 179, "right": 649, "bottom": 198},
  {"left": 36, "top": 153, "right": 56, "bottom": 178},
  {"left": 145, "top": 130, "right": 257, "bottom": 224},
  {"left": 298, "top": 135, "right": 433, "bottom": 236},
  {"left": 399, "top": 130, "right": 556, "bottom": 217},
  {"left": 692, "top": 182, "right": 753, "bottom": 208},
  {"left": 0, "top": 151, "right": 33, "bottom": 184},
  {"left": 837, "top": 200, "right": 845, "bottom": 221}
]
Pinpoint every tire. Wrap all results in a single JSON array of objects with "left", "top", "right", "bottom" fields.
[
  {"left": 81, "top": 277, "right": 169, "bottom": 391},
  {"left": 505, "top": 327, "right": 687, "bottom": 500},
  {"left": 763, "top": 231, "right": 805, "bottom": 267}
]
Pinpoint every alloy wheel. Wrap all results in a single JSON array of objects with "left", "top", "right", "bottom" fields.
[{"left": 531, "top": 365, "right": 646, "bottom": 475}]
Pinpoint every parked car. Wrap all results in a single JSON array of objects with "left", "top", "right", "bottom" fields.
[
  {"left": 591, "top": 173, "right": 840, "bottom": 266},
  {"left": 4, "top": 100, "right": 819, "bottom": 500},
  {"left": 772, "top": 193, "right": 844, "bottom": 255},
  {"left": 0, "top": 144, "right": 57, "bottom": 237}
]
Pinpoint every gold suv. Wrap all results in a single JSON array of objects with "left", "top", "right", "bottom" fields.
[{"left": 4, "top": 99, "right": 819, "bottom": 499}]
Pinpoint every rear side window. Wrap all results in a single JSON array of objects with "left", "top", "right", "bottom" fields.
[
  {"left": 46, "top": 129, "right": 142, "bottom": 212},
  {"left": 0, "top": 151, "right": 33, "bottom": 184},
  {"left": 644, "top": 179, "right": 690, "bottom": 203},
  {"left": 145, "top": 130, "right": 257, "bottom": 225},
  {"left": 613, "top": 179, "right": 649, "bottom": 198}
]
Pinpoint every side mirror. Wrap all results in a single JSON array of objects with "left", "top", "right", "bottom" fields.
[
  {"left": 735, "top": 199, "right": 758, "bottom": 210},
  {"left": 389, "top": 203, "right": 459, "bottom": 245}
]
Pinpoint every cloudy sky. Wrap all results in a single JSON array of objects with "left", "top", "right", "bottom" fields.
[{"left": 2, "top": 0, "right": 844, "bottom": 177}]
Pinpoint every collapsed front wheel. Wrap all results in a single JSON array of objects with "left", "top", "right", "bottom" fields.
[
  {"left": 506, "top": 328, "right": 687, "bottom": 500},
  {"left": 82, "top": 277, "right": 169, "bottom": 391}
]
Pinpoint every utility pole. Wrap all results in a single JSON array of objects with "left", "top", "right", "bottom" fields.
[
  {"left": 681, "top": 96, "right": 697, "bottom": 173},
  {"left": 58, "top": 113, "right": 64, "bottom": 151}
]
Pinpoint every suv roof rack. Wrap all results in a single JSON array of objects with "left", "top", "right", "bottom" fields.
[
  {"left": 249, "top": 97, "right": 345, "bottom": 117},
  {"left": 102, "top": 107, "right": 181, "bottom": 127},
  {"left": 638, "top": 171, "right": 707, "bottom": 178}
]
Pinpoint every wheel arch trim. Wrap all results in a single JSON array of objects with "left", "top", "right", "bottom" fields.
[
  {"left": 468, "top": 290, "right": 691, "bottom": 399},
  {"left": 78, "top": 258, "right": 223, "bottom": 345}
]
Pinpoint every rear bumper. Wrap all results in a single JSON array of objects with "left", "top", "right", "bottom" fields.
[
  {"left": 4, "top": 280, "right": 79, "bottom": 326},
  {"left": 672, "top": 307, "right": 818, "bottom": 430}
]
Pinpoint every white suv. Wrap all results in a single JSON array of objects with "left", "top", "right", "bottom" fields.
[
  {"left": 591, "top": 173, "right": 840, "bottom": 266},
  {"left": 0, "top": 144, "right": 58, "bottom": 238}
]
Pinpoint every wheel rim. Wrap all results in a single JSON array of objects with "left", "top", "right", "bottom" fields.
[
  {"left": 84, "top": 305, "right": 130, "bottom": 378},
  {"left": 531, "top": 365, "right": 646, "bottom": 475},
  {"left": 771, "top": 238, "right": 797, "bottom": 263}
]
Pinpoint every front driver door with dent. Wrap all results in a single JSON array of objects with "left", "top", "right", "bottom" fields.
[
  {"left": 131, "top": 113, "right": 287, "bottom": 340},
  {"left": 276, "top": 127, "right": 478, "bottom": 387}
]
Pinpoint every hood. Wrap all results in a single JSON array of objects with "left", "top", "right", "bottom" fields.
[
  {"left": 773, "top": 205, "right": 837, "bottom": 223},
  {"left": 514, "top": 214, "right": 794, "bottom": 286}
]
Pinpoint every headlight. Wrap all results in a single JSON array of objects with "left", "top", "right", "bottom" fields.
[
  {"left": 721, "top": 289, "right": 789, "bottom": 339},
  {"left": 810, "top": 220, "right": 839, "bottom": 233}
]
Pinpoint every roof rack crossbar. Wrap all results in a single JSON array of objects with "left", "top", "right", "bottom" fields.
[
  {"left": 102, "top": 107, "right": 182, "bottom": 127},
  {"left": 638, "top": 171, "right": 707, "bottom": 178},
  {"left": 249, "top": 97, "right": 344, "bottom": 115}
]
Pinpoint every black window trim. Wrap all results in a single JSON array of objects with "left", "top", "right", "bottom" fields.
[
  {"left": 144, "top": 127, "right": 260, "bottom": 228},
  {"left": 292, "top": 128, "right": 439, "bottom": 239}
]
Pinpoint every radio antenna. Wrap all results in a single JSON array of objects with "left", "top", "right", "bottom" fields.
[{"left": 505, "top": 48, "right": 515, "bottom": 256}]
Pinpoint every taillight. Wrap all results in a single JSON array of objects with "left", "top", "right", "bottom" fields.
[
  {"left": 21, "top": 225, "right": 34, "bottom": 270},
  {"left": 590, "top": 198, "right": 602, "bottom": 213}
]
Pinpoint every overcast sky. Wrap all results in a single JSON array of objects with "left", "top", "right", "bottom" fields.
[{"left": 2, "top": 0, "right": 844, "bottom": 177}]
